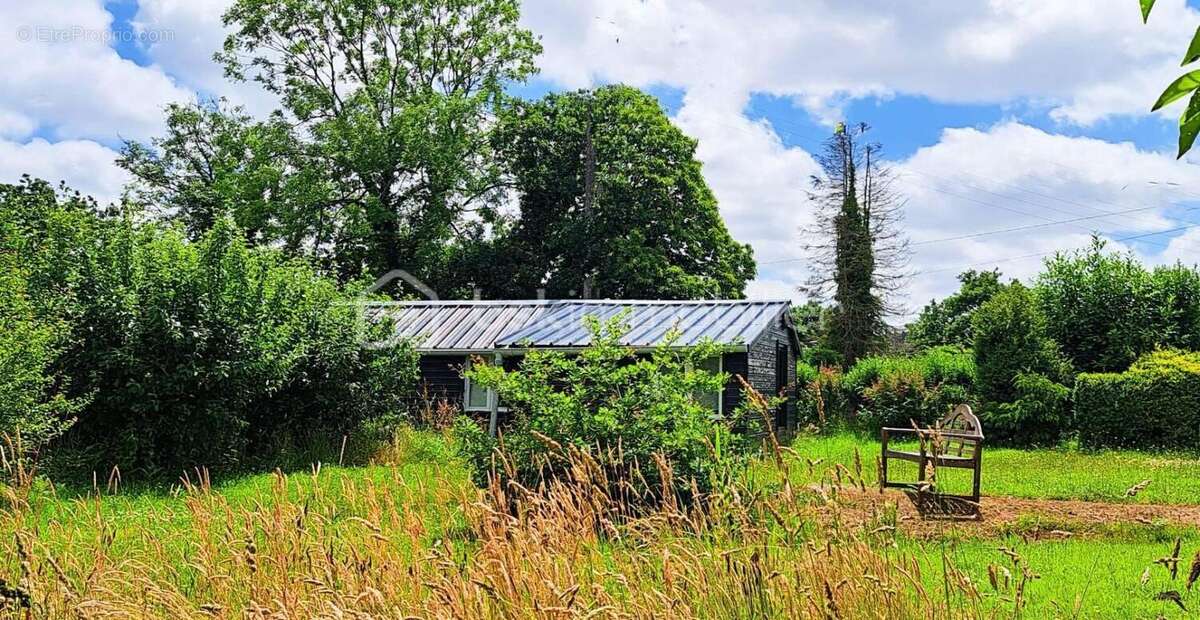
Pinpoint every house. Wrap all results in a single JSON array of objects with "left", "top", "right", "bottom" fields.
[{"left": 366, "top": 299, "right": 800, "bottom": 435}]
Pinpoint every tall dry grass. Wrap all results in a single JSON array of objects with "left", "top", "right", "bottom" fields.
[{"left": 0, "top": 428, "right": 990, "bottom": 619}]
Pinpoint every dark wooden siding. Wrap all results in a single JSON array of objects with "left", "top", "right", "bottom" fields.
[
  {"left": 721, "top": 351, "right": 748, "bottom": 415},
  {"left": 746, "top": 311, "right": 797, "bottom": 429},
  {"left": 416, "top": 354, "right": 467, "bottom": 408}
]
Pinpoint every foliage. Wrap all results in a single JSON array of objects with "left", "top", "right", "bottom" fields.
[
  {"left": 1036, "top": 238, "right": 1200, "bottom": 373},
  {"left": 972, "top": 282, "right": 1070, "bottom": 402},
  {"left": 793, "top": 363, "right": 848, "bottom": 428},
  {"left": 455, "top": 316, "right": 749, "bottom": 500},
  {"left": 474, "top": 85, "right": 755, "bottom": 299},
  {"left": 126, "top": 0, "right": 543, "bottom": 287},
  {"left": 1075, "top": 349, "right": 1200, "bottom": 450},
  {"left": 908, "top": 269, "right": 1007, "bottom": 349},
  {"left": 2, "top": 180, "right": 417, "bottom": 476},
  {"left": 119, "top": 101, "right": 328, "bottom": 250},
  {"left": 804, "top": 124, "right": 908, "bottom": 365},
  {"left": 0, "top": 230, "right": 82, "bottom": 448},
  {"left": 1139, "top": 0, "right": 1200, "bottom": 157},
  {"left": 841, "top": 347, "right": 976, "bottom": 429},
  {"left": 984, "top": 373, "right": 1072, "bottom": 447}
]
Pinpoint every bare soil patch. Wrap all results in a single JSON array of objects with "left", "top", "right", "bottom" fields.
[{"left": 831, "top": 489, "right": 1200, "bottom": 539}]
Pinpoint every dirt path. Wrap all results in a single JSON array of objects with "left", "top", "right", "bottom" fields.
[{"left": 833, "top": 489, "right": 1200, "bottom": 539}]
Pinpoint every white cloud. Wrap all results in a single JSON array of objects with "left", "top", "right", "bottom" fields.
[
  {"left": 897, "top": 122, "right": 1200, "bottom": 317},
  {"left": 521, "top": 0, "right": 1197, "bottom": 125},
  {"left": 0, "top": 138, "right": 129, "bottom": 207},
  {"left": 132, "top": 0, "right": 278, "bottom": 116},
  {"left": 0, "top": 0, "right": 193, "bottom": 142}
]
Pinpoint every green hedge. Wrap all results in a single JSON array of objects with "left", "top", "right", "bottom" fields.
[
  {"left": 839, "top": 347, "right": 977, "bottom": 429},
  {"left": 1075, "top": 350, "right": 1200, "bottom": 450}
]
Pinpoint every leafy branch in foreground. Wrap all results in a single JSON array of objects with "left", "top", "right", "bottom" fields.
[{"left": 1141, "top": 0, "right": 1200, "bottom": 157}]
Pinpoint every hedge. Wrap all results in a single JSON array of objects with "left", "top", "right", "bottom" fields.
[{"left": 1074, "top": 350, "right": 1200, "bottom": 450}]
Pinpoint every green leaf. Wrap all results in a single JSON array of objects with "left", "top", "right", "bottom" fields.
[
  {"left": 1178, "top": 90, "right": 1200, "bottom": 158},
  {"left": 1185, "top": 25, "right": 1200, "bottom": 65},
  {"left": 1152, "top": 70, "right": 1200, "bottom": 111},
  {"left": 1141, "top": 0, "right": 1156, "bottom": 23}
]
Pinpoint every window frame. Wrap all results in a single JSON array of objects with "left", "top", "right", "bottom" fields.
[
  {"left": 692, "top": 355, "right": 724, "bottom": 417},
  {"left": 463, "top": 356, "right": 507, "bottom": 413}
]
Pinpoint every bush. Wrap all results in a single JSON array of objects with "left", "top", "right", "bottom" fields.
[
  {"left": 1075, "top": 350, "right": 1200, "bottom": 450},
  {"left": 841, "top": 347, "right": 976, "bottom": 429},
  {"left": 2, "top": 180, "right": 418, "bottom": 477},
  {"left": 1036, "top": 239, "right": 1200, "bottom": 372},
  {"left": 971, "top": 283, "right": 1071, "bottom": 444},
  {"left": 0, "top": 256, "right": 82, "bottom": 450},
  {"left": 794, "top": 363, "right": 848, "bottom": 427},
  {"left": 972, "top": 283, "right": 1070, "bottom": 402},
  {"left": 455, "top": 316, "right": 750, "bottom": 502},
  {"left": 983, "top": 373, "right": 1071, "bottom": 447}
]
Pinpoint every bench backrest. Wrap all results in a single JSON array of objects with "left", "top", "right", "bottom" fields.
[{"left": 938, "top": 404, "right": 982, "bottom": 458}]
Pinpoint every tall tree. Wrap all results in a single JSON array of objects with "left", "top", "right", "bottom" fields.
[
  {"left": 908, "top": 269, "right": 1007, "bottom": 349},
  {"left": 472, "top": 85, "right": 755, "bottom": 299},
  {"left": 119, "top": 101, "right": 328, "bottom": 253},
  {"left": 803, "top": 123, "right": 908, "bottom": 365},
  {"left": 127, "top": 0, "right": 541, "bottom": 287}
]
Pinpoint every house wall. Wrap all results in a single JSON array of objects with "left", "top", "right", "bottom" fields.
[
  {"left": 720, "top": 351, "right": 748, "bottom": 415},
  {"left": 746, "top": 311, "right": 796, "bottom": 429},
  {"left": 416, "top": 354, "right": 468, "bottom": 408}
]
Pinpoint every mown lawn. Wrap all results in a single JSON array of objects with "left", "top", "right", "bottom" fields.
[
  {"left": 4, "top": 429, "right": 1199, "bottom": 618},
  {"left": 784, "top": 432, "right": 1200, "bottom": 505}
]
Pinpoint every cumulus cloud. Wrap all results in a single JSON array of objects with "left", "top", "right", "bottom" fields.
[
  {"left": 132, "top": 0, "right": 279, "bottom": 116},
  {"left": 0, "top": 0, "right": 193, "bottom": 142},
  {"left": 0, "top": 138, "right": 129, "bottom": 207},
  {"left": 896, "top": 122, "right": 1200, "bottom": 316},
  {"left": 520, "top": 0, "right": 1199, "bottom": 126}
]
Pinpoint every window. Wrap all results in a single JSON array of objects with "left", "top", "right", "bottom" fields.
[
  {"left": 693, "top": 356, "right": 723, "bottom": 416},
  {"left": 464, "top": 357, "right": 504, "bottom": 412}
]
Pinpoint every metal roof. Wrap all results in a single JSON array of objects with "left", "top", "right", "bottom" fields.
[{"left": 366, "top": 300, "right": 792, "bottom": 352}]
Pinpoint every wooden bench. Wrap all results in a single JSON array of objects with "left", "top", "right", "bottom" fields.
[{"left": 880, "top": 404, "right": 983, "bottom": 504}]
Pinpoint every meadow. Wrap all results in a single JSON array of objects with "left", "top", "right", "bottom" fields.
[{"left": 0, "top": 429, "right": 1197, "bottom": 618}]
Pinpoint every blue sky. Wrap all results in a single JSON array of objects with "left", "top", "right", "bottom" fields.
[{"left": 5, "top": 0, "right": 1200, "bottom": 317}]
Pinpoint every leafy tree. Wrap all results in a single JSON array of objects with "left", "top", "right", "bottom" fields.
[
  {"left": 1035, "top": 238, "right": 1177, "bottom": 373},
  {"left": 474, "top": 86, "right": 755, "bottom": 299},
  {"left": 119, "top": 101, "right": 329, "bottom": 252},
  {"left": 1140, "top": 0, "right": 1200, "bottom": 157},
  {"left": 908, "top": 269, "right": 1007, "bottom": 349},
  {"left": 127, "top": 0, "right": 541, "bottom": 286},
  {"left": 971, "top": 282, "right": 1071, "bottom": 445},
  {"left": 0, "top": 183, "right": 86, "bottom": 449},
  {"left": 972, "top": 282, "right": 1069, "bottom": 403},
  {"left": 804, "top": 123, "right": 909, "bottom": 365}
]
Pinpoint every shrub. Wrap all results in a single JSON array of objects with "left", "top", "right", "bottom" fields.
[
  {"left": 794, "top": 363, "right": 848, "bottom": 427},
  {"left": 983, "top": 373, "right": 1071, "bottom": 447},
  {"left": 2, "top": 179, "right": 419, "bottom": 477},
  {"left": 1075, "top": 349, "right": 1200, "bottom": 450},
  {"left": 841, "top": 347, "right": 976, "bottom": 429},
  {"left": 1036, "top": 239, "right": 1200, "bottom": 372},
  {"left": 455, "top": 316, "right": 750, "bottom": 501},
  {"left": 0, "top": 257, "right": 82, "bottom": 450},
  {"left": 971, "top": 282, "right": 1070, "bottom": 402}
]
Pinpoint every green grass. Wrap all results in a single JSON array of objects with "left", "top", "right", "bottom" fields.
[
  {"left": 785, "top": 432, "right": 1200, "bottom": 504},
  {"left": 909, "top": 534, "right": 1200, "bottom": 618},
  {"left": 8, "top": 428, "right": 1200, "bottom": 617}
]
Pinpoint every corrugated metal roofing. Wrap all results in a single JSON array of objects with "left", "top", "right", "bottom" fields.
[{"left": 366, "top": 300, "right": 791, "bottom": 351}]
